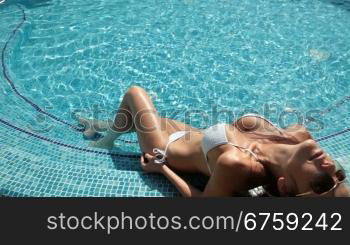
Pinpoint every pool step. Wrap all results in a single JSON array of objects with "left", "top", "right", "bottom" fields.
[
  {"left": 0, "top": 121, "right": 179, "bottom": 197},
  {"left": 0, "top": 147, "right": 178, "bottom": 197}
]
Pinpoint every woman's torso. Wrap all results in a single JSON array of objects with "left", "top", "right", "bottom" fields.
[{"left": 165, "top": 116, "right": 280, "bottom": 188}]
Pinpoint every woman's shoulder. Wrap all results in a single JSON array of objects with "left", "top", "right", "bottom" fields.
[{"left": 216, "top": 149, "right": 255, "bottom": 170}]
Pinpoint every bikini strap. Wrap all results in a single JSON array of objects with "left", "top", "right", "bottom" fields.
[
  {"left": 152, "top": 131, "right": 190, "bottom": 165},
  {"left": 227, "top": 142, "right": 259, "bottom": 160},
  {"left": 152, "top": 148, "right": 167, "bottom": 164}
]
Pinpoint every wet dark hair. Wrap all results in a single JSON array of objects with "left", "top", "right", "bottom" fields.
[{"left": 245, "top": 131, "right": 300, "bottom": 145}]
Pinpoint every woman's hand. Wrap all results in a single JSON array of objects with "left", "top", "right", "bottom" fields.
[{"left": 140, "top": 153, "right": 165, "bottom": 173}]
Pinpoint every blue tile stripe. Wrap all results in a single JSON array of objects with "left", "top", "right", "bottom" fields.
[
  {"left": 315, "top": 127, "right": 350, "bottom": 142},
  {"left": 0, "top": 117, "right": 139, "bottom": 158},
  {"left": 1, "top": 4, "right": 84, "bottom": 133}
]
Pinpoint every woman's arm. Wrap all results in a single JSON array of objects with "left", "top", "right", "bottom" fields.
[
  {"left": 160, "top": 164, "right": 202, "bottom": 197},
  {"left": 140, "top": 153, "right": 202, "bottom": 197},
  {"left": 141, "top": 153, "right": 249, "bottom": 197}
]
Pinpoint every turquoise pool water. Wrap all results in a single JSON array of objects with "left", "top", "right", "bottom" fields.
[{"left": 0, "top": 0, "right": 350, "bottom": 196}]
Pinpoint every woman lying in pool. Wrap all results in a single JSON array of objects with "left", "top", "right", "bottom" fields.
[{"left": 78, "top": 86, "right": 350, "bottom": 197}]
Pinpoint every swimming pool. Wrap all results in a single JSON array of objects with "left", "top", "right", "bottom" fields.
[{"left": 0, "top": 0, "right": 350, "bottom": 196}]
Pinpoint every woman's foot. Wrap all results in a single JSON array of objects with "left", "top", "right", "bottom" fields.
[
  {"left": 89, "top": 137, "right": 115, "bottom": 150},
  {"left": 77, "top": 116, "right": 99, "bottom": 139},
  {"left": 89, "top": 127, "right": 121, "bottom": 150}
]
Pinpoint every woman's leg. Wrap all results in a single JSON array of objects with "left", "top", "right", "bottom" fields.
[
  {"left": 77, "top": 95, "right": 135, "bottom": 140},
  {"left": 90, "top": 86, "right": 168, "bottom": 151}
]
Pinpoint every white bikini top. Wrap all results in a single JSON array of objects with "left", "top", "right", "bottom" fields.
[
  {"left": 201, "top": 114, "right": 283, "bottom": 173},
  {"left": 201, "top": 123, "right": 258, "bottom": 158}
]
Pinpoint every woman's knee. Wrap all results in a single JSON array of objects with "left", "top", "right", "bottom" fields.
[
  {"left": 125, "top": 85, "right": 154, "bottom": 115},
  {"left": 126, "top": 85, "right": 145, "bottom": 97}
]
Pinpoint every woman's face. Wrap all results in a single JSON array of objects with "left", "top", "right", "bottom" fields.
[{"left": 278, "top": 139, "right": 348, "bottom": 197}]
